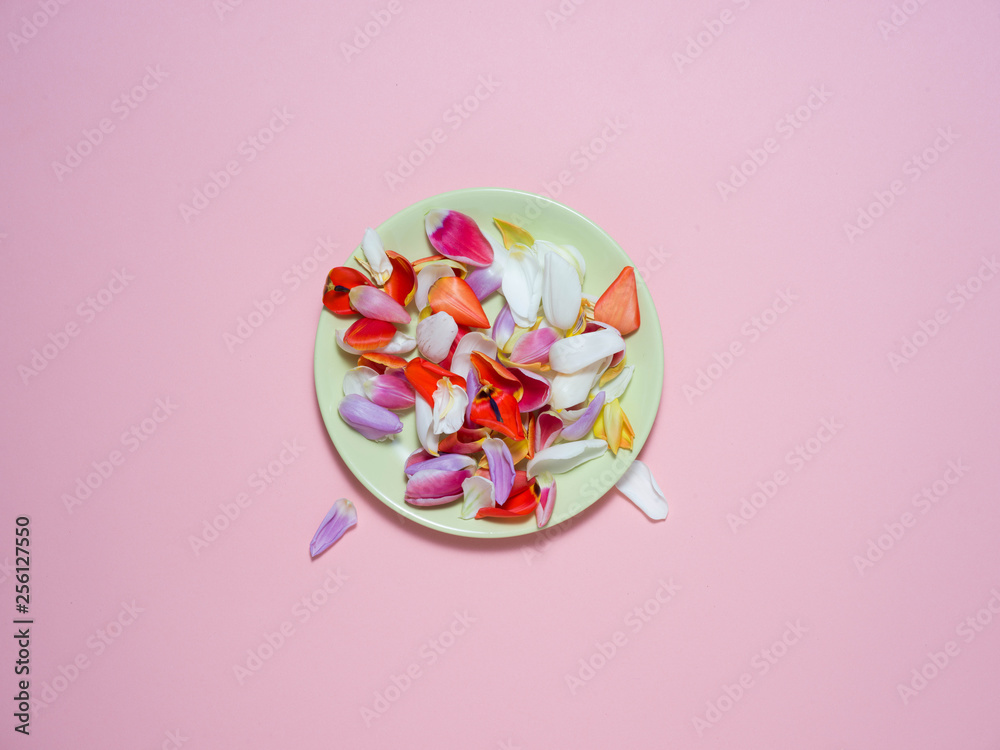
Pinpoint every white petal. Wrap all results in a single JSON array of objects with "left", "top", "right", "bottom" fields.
[
  {"left": 450, "top": 331, "right": 498, "bottom": 379},
  {"left": 343, "top": 366, "right": 378, "bottom": 396},
  {"left": 526, "top": 439, "right": 607, "bottom": 479},
  {"left": 415, "top": 264, "right": 455, "bottom": 311},
  {"left": 416, "top": 311, "right": 458, "bottom": 363},
  {"left": 548, "top": 328, "right": 624, "bottom": 374},
  {"left": 460, "top": 475, "right": 496, "bottom": 519},
  {"left": 534, "top": 240, "right": 586, "bottom": 282},
  {"left": 542, "top": 250, "right": 582, "bottom": 330},
  {"left": 502, "top": 246, "right": 542, "bottom": 328},
  {"left": 593, "top": 364, "right": 634, "bottom": 401},
  {"left": 616, "top": 459, "right": 668, "bottom": 521},
  {"left": 431, "top": 380, "right": 468, "bottom": 435},
  {"left": 361, "top": 228, "right": 392, "bottom": 285},
  {"left": 415, "top": 396, "right": 439, "bottom": 456},
  {"left": 550, "top": 356, "right": 610, "bottom": 409}
]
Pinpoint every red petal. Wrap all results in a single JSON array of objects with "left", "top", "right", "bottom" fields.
[
  {"left": 470, "top": 351, "right": 523, "bottom": 400},
  {"left": 475, "top": 479, "right": 539, "bottom": 517},
  {"left": 343, "top": 318, "right": 396, "bottom": 351},
  {"left": 470, "top": 384, "right": 525, "bottom": 440},
  {"left": 357, "top": 352, "right": 408, "bottom": 373},
  {"left": 323, "top": 267, "right": 372, "bottom": 315},
  {"left": 404, "top": 358, "right": 466, "bottom": 403},
  {"left": 384, "top": 251, "right": 416, "bottom": 307}
]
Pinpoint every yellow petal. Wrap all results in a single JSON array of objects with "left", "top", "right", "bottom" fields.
[{"left": 494, "top": 218, "right": 534, "bottom": 249}]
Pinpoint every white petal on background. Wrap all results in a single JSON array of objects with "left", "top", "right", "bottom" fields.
[
  {"left": 549, "top": 356, "right": 611, "bottom": 409},
  {"left": 542, "top": 250, "right": 582, "bottom": 330},
  {"left": 416, "top": 311, "right": 459, "bottom": 363},
  {"left": 342, "top": 366, "right": 378, "bottom": 396},
  {"left": 460, "top": 475, "right": 496, "bottom": 519},
  {"left": 415, "top": 264, "right": 455, "bottom": 311},
  {"left": 502, "top": 246, "right": 542, "bottom": 328},
  {"left": 450, "top": 331, "right": 497, "bottom": 379},
  {"left": 616, "top": 459, "right": 668, "bottom": 521},
  {"left": 431, "top": 379, "right": 468, "bottom": 435},
  {"left": 414, "top": 396, "right": 440, "bottom": 456},
  {"left": 594, "top": 364, "right": 634, "bottom": 401},
  {"left": 526, "top": 439, "right": 607, "bottom": 479},
  {"left": 361, "top": 227, "right": 392, "bottom": 285},
  {"left": 548, "top": 328, "right": 625, "bottom": 374}
]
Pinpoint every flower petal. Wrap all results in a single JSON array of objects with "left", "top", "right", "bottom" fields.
[
  {"left": 338, "top": 394, "right": 403, "bottom": 441},
  {"left": 341, "top": 318, "right": 397, "bottom": 352},
  {"left": 535, "top": 472, "right": 556, "bottom": 528},
  {"left": 460, "top": 475, "right": 496, "bottom": 519},
  {"left": 359, "top": 227, "right": 393, "bottom": 285},
  {"left": 491, "top": 304, "right": 516, "bottom": 351},
  {"left": 529, "top": 410, "right": 563, "bottom": 456},
  {"left": 357, "top": 352, "right": 409, "bottom": 373},
  {"left": 542, "top": 250, "right": 583, "bottom": 330},
  {"left": 425, "top": 209, "right": 494, "bottom": 267},
  {"left": 428, "top": 276, "right": 490, "bottom": 328},
  {"left": 383, "top": 250, "right": 416, "bottom": 307},
  {"left": 509, "top": 327, "right": 559, "bottom": 365},
  {"left": 548, "top": 327, "right": 624, "bottom": 374},
  {"left": 348, "top": 285, "right": 411, "bottom": 324},
  {"left": 405, "top": 453, "right": 477, "bottom": 476},
  {"left": 594, "top": 266, "right": 640, "bottom": 335},
  {"left": 494, "top": 218, "right": 534, "bottom": 249},
  {"left": 363, "top": 373, "right": 415, "bottom": 410},
  {"left": 594, "top": 364, "right": 634, "bottom": 400},
  {"left": 414, "top": 396, "right": 439, "bottom": 456},
  {"left": 476, "top": 480, "right": 539, "bottom": 517},
  {"left": 338, "top": 328, "right": 415, "bottom": 355},
  {"left": 416, "top": 311, "right": 459, "bottom": 363},
  {"left": 323, "top": 267, "right": 372, "bottom": 315},
  {"left": 431, "top": 379, "right": 469, "bottom": 435},
  {"left": 470, "top": 351, "right": 523, "bottom": 399},
  {"left": 438, "top": 426, "right": 488, "bottom": 455},
  {"left": 415, "top": 264, "right": 456, "bottom": 311},
  {"left": 549, "top": 357, "right": 610, "bottom": 409},
  {"left": 343, "top": 366, "right": 378, "bottom": 397},
  {"left": 309, "top": 498, "right": 357, "bottom": 557},
  {"left": 560, "top": 392, "right": 606, "bottom": 441},
  {"left": 405, "top": 468, "right": 473, "bottom": 502},
  {"left": 450, "top": 331, "right": 497, "bottom": 381},
  {"left": 502, "top": 246, "right": 542, "bottom": 327},
  {"left": 470, "top": 383, "right": 525, "bottom": 440},
  {"left": 405, "top": 358, "right": 465, "bottom": 403},
  {"left": 464, "top": 236, "right": 508, "bottom": 300},
  {"left": 616, "top": 459, "right": 668, "bottom": 520},
  {"left": 482, "top": 437, "right": 515, "bottom": 504},
  {"left": 534, "top": 240, "right": 586, "bottom": 282},
  {"left": 526, "top": 439, "right": 607, "bottom": 479},
  {"left": 594, "top": 398, "right": 635, "bottom": 455},
  {"left": 510, "top": 367, "right": 551, "bottom": 412}
]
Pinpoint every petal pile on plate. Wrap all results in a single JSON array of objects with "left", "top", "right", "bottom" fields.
[{"left": 323, "top": 210, "right": 644, "bottom": 528}]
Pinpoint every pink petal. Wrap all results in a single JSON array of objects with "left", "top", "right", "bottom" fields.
[
  {"left": 425, "top": 209, "right": 494, "bottom": 267},
  {"left": 534, "top": 411, "right": 563, "bottom": 453},
  {"left": 405, "top": 491, "right": 464, "bottom": 508},
  {"left": 309, "top": 498, "right": 357, "bottom": 557},
  {"left": 337, "top": 394, "right": 403, "bottom": 441},
  {"left": 560, "top": 392, "right": 606, "bottom": 440},
  {"left": 363, "top": 373, "right": 415, "bottom": 410},
  {"left": 509, "top": 328, "right": 560, "bottom": 365},
  {"left": 535, "top": 473, "right": 556, "bottom": 528},
  {"left": 348, "top": 285, "right": 411, "bottom": 324},
  {"left": 405, "top": 454, "right": 477, "bottom": 476},
  {"left": 405, "top": 468, "right": 473, "bottom": 503},
  {"left": 510, "top": 367, "right": 551, "bottom": 412},
  {"left": 482, "top": 437, "right": 515, "bottom": 505}
]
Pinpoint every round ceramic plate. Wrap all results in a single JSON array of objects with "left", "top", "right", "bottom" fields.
[{"left": 314, "top": 187, "right": 663, "bottom": 538}]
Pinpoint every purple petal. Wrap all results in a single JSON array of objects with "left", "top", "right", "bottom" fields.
[
  {"left": 482, "top": 437, "right": 515, "bottom": 505},
  {"left": 510, "top": 367, "right": 551, "bottom": 412},
  {"left": 405, "top": 454, "right": 477, "bottom": 476},
  {"left": 338, "top": 394, "right": 403, "bottom": 441},
  {"left": 405, "top": 468, "right": 473, "bottom": 500},
  {"left": 509, "top": 328, "right": 560, "bottom": 365},
  {"left": 464, "top": 365, "right": 480, "bottom": 427},
  {"left": 309, "top": 498, "right": 357, "bottom": 557},
  {"left": 491, "top": 304, "right": 516, "bottom": 346},
  {"left": 364, "top": 373, "right": 415, "bottom": 410},
  {"left": 465, "top": 263, "right": 504, "bottom": 300},
  {"left": 561, "top": 392, "right": 607, "bottom": 441}
]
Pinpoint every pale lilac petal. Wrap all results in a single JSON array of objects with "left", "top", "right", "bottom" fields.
[
  {"left": 348, "top": 285, "right": 411, "bottom": 324},
  {"left": 548, "top": 328, "right": 625, "bottom": 374},
  {"left": 509, "top": 328, "right": 560, "bottom": 365},
  {"left": 431, "top": 379, "right": 468, "bottom": 435},
  {"left": 460, "top": 475, "right": 496, "bottom": 519},
  {"left": 526, "top": 439, "right": 607, "bottom": 479},
  {"left": 363, "top": 373, "right": 415, "bottom": 410},
  {"left": 337, "top": 394, "right": 403, "bottom": 441},
  {"left": 542, "top": 250, "right": 582, "bottom": 330},
  {"left": 616, "top": 459, "right": 668, "bottom": 521},
  {"left": 405, "top": 468, "right": 473, "bottom": 501},
  {"left": 416, "top": 311, "right": 459, "bottom": 363},
  {"left": 502, "top": 246, "right": 542, "bottom": 327},
  {"left": 425, "top": 209, "right": 494, "bottom": 267},
  {"left": 492, "top": 304, "right": 516, "bottom": 349},
  {"left": 560, "top": 392, "right": 606, "bottom": 440},
  {"left": 309, "top": 498, "right": 357, "bottom": 557},
  {"left": 415, "top": 264, "right": 455, "bottom": 311},
  {"left": 510, "top": 367, "right": 551, "bottom": 412},
  {"left": 450, "top": 331, "right": 497, "bottom": 381},
  {"left": 343, "top": 366, "right": 378, "bottom": 397},
  {"left": 465, "top": 236, "right": 507, "bottom": 299},
  {"left": 535, "top": 473, "right": 556, "bottom": 528},
  {"left": 482, "top": 437, "right": 515, "bottom": 504},
  {"left": 405, "top": 453, "right": 477, "bottom": 476}
]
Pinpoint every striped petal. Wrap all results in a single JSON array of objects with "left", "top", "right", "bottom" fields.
[
  {"left": 438, "top": 426, "right": 488, "bottom": 455},
  {"left": 510, "top": 367, "right": 551, "bottom": 412},
  {"left": 549, "top": 327, "right": 624, "bottom": 374},
  {"left": 323, "top": 267, "right": 372, "bottom": 315},
  {"left": 309, "top": 498, "right": 357, "bottom": 557},
  {"left": 509, "top": 327, "right": 559, "bottom": 365},
  {"left": 428, "top": 276, "right": 490, "bottom": 328},
  {"left": 542, "top": 250, "right": 582, "bottom": 330},
  {"left": 363, "top": 373, "right": 415, "bottom": 410},
  {"left": 526, "top": 439, "right": 607, "bottom": 479},
  {"left": 425, "top": 209, "right": 494, "bottom": 267},
  {"left": 416, "top": 311, "right": 459, "bottom": 363},
  {"left": 502, "top": 245, "right": 542, "bottom": 327},
  {"left": 535, "top": 473, "right": 556, "bottom": 528},
  {"left": 616, "top": 459, "right": 668, "bottom": 520},
  {"left": 482, "top": 437, "right": 515, "bottom": 504},
  {"left": 358, "top": 228, "right": 393, "bottom": 286},
  {"left": 337, "top": 394, "right": 403, "bottom": 441},
  {"left": 594, "top": 266, "right": 640, "bottom": 335},
  {"left": 348, "top": 285, "right": 411, "bottom": 324},
  {"left": 405, "top": 468, "right": 473, "bottom": 505},
  {"left": 460, "top": 475, "right": 496, "bottom": 519},
  {"left": 560, "top": 391, "right": 606, "bottom": 440}
]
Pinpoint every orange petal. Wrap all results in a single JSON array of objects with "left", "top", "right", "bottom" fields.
[
  {"left": 428, "top": 276, "right": 490, "bottom": 328},
  {"left": 357, "top": 352, "right": 408, "bottom": 374},
  {"left": 343, "top": 318, "right": 396, "bottom": 351},
  {"left": 323, "top": 267, "right": 372, "bottom": 315},
  {"left": 593, "top": 267, "right": 640, "bottom": 335},
  {"left": 470, "top": 351, "right": 523, "bottom": 400},
  {"left": 384, "top": 251, "right": 416, "bottom": 307},
  {"left": 404, "top": 357, "right": 465, "bottom": 403}
]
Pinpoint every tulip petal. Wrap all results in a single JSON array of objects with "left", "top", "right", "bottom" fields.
[
  {"left": 509, "top": 327, "right": 559, "bottom": 365},
  {"left": 348, "top": 285, "right": 411, "bottom": 324},
  {"left": 431, "top": 378, "right": 469, "bottom": 435},
  {"left": 509, "top": 367, "right": 551, "bottom": 412},
  {"left": 405, "top": 358, "right": 465, "bottom": 403},
  {"left": 594, "top": 363, "right": 634, "bottom": 400},
  {"left": 338, "top": 394, "right": 403, "bottom": 441},
  {"left": 363, "top": 373, "right": 415, "bottom": 410},
  {"left": 425, "top": 209, "right": 494, "bottom": 267},
  {"left": 529, "top": 410, "right": 563, "bottom": 456},
  {"left": 416, "top": 311, "right": 459, "bottom": 363},
  {"left": 482, "top": 437, "right": 515, "bottom": 504},
  {"left": 438, "top": 426, "right": 488, "bottom": 455},
  {"left": 549, "top": 356, "right": 610, "bottom": 410},
  {"left": 616, "top": 459, "right": 668, "bottom": 520},
  {"left": 469, "top": 383, "right": 525, "bottom": 440},
  {"left": 405, "top": 453, "right": 477, "bottom": 476},
  {"left": 383, "top": 250, "right": 416, "bottom": 306},
  {"left": 460, "top": 475, "right": 496, "bottom": 519},
  {"left": 323, "top": 267, "right": 372, "bottom": 315},
  {"left": 476, "top": 480, "right": 539, "bottom": 518},
  {"left": 491, "top": 304, "right": 516, "bottom": 351},
  {"left": 535, "top": 472, "right": 556, "bottom": 528},
  {"left": 594, "top": 266, "right": 640, "bottom": 335},
  {"left": 415, "top": 264, "right": 456, "bottom": 311},
  {"left": 341, "top": 318, "right": 397, "bottom": 352},
  {"left": 560, "top": 392, "right": 606, "bottom": 441},
  {"left": 534, "top": 240, "right": 586, "bottom": 282},
  {"left": 542, "top": 251, "right": 583, "bottom": 330},
  {"left": 464, "top": 235, "right": 508, "bottom": 300},
  {"left": 593, "top": 398, "right": 635, "bottom": 455},
  {"left": 526, "top": 439, "right": 607, "bottom": 479},
  {"left": 309, "top": 498, "right": 357, "bottom": 557},
  {"left": 494, "top": 218, "right": 534, "bottom": 249},
  {"left": 405, "top": 467, "right": 473, "bottom": 502},
  {"left": 359, "top": 227, "right": 393, "bottom": 285},
  {"left": 502, "top": 246, "right": 542, "bottom": 327},
  {"left": 470, "top": 351, "right": 523, "bottom": 400},
  {"left": 548, "top": 328, "right": 624, "bottom": 374},
  {"left": 451, "top": 331, "right": 498, "bottom": 382},
  {"left": 428, "top": 276, "right": 490, "bottom": 328},
  {"left": 336, "top": 328, "right": 415, "bottom": 356},
  {"left": 414, "top": 396, "right": 439, "bottom": 456},
  {"left": 358, "top": 352, "right": 408, "bottom": 373},
  {"left": 343, "top": 366, "right": 378, "bottom": 397}
]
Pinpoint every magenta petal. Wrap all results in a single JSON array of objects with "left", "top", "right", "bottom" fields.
[
  {"left": 534, "top": 411, "right": 564, "bottom": 453},
  {"left": 510, "top": 367, "right": 551, "bottom": 412},
  {"left": 536, "top": 475, "right": 556, "bottom": 528},
  {"left": 405, "top": 468, "right": 473, "bottom": 501},
  {"left": 309, "top": 498, "right": 357, "bottom": 557},
  {"left": 338, "top": 394, "right": 403, "bottom": 441},
  {"left": 561, "top": 392, "right": 607, "bottom": 441},
  {"left": 482, "top": 437, "right": 515, "bottom": 505},
  {"left": 404, "top": 448, "right": 434, "bottom": 471},
  {"left": 405, "top": 454, "right": 477, "bottom": 476},
  {"left": 492, "top": 304, "right": 515, "bottom": 346},
  {"left": 509, "top": 327, "right": 560, "bottom": 365},
  {"left": 465, "top": 263, "right": 504, "bottom": 300},
  {"left": 425, "top": 209, "right": 494, "bottom": 267},
  {"left": 364, "top": 373, "right": 415, "bottom": 410}
]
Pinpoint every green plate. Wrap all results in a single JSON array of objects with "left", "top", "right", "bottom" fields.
[{"left": 314, "top": 187, "right": 663, "bottom": 538}]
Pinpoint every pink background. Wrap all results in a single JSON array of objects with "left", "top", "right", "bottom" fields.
[{"left": 2, "top": 1, "right": 999, "bottom": 747}]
